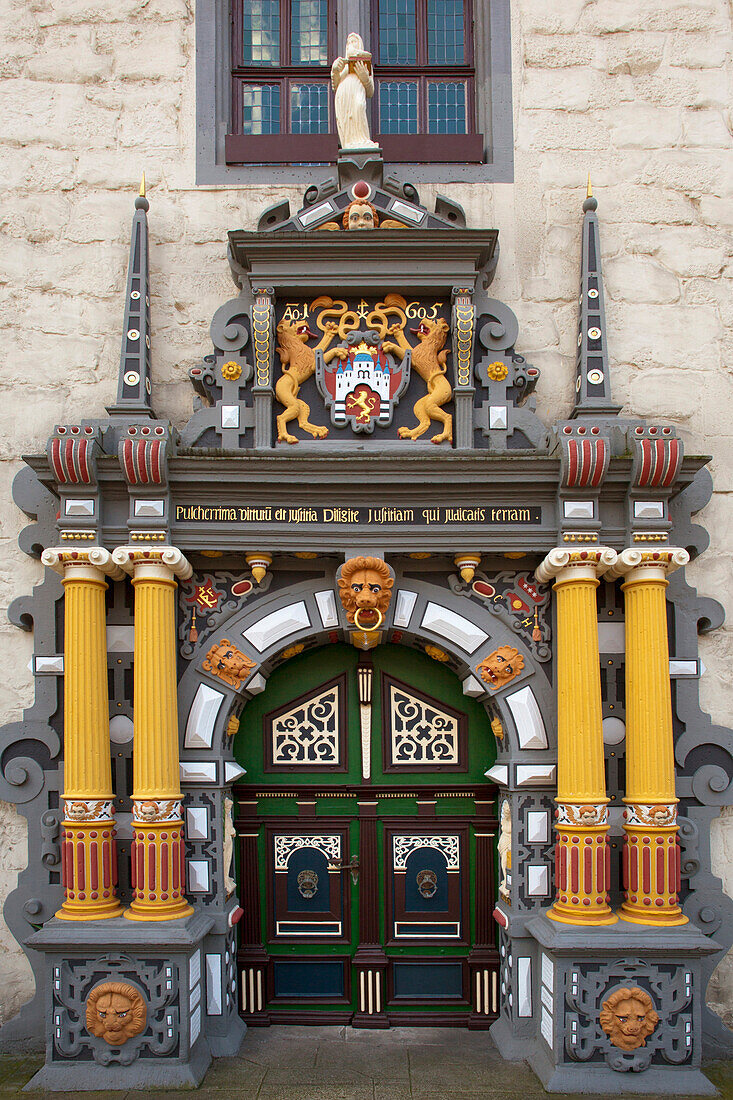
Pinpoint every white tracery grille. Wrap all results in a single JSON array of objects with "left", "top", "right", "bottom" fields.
[
  {"left": 388, "top": 683, "right": 460, "bottom": 765},
  {"left": 270, "top": 683, "right": 341, "bottom": 765},
  {"left": 392, "top": 834, "right": 460, "bottom": 871},
  {"left": 273, "top": 834, "right": 341, "bottom": 872}
]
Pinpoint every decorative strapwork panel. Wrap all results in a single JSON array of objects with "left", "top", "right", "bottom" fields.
[
  {"left": 178, "top": 569, "right": 271, "bottom": 661},
  {"left": 472, "top": 300, "right": 548, "bottom": 452},
  {"left": 388, "top": 829, "right": 466, "bottom": 943},
  {"left": 449, "top": 568, "right": 551, "bottom": 664},
  {"left": 269, "top": 829, "right": 348, "bottom": 941},
  {"left": 265, "top": 676, "right": 346, "bottom": 769},
  {"left": 382, "top": 675, "right": 466, "bottom": 770},
  {"left": 182, "top": 297, "right": 255, "bottom": 448}
]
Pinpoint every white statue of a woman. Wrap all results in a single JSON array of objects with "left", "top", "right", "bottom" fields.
[{"left": 331, "top": 32, "right": 379, "bottom": 151}]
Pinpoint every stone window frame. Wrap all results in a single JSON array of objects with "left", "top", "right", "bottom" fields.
[{"left": 196, "top": 0, "right": 514, "bottom": 185}]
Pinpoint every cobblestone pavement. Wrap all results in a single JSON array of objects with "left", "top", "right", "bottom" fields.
[{"left": 0, "top": 1025, "right": 730, "bottom": 1099}]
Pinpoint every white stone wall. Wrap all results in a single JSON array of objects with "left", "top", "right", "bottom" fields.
[{"left": 0, "top": 0, "right": 732, "bottom": 1025}]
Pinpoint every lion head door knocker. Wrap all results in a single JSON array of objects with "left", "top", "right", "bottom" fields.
[
  {"left": 202, "top": 639, "right": 256, "bottom": 691},
  {"left": 86, "top": 982, "right": 147, "bottom": 1047},
  {"left": 338, "top": 556, "right": 394, "bottom": 632},
  {"left": 416, "top": 869, "right": 438, "bottom": 899},
  {"left": 476, "top": 645, "right": 525, "bottom": 691},
  {"left": 297, "top": 868, "right": 319, "bottom": 898},
  {"left": 600, "top": 987, "right": 659, "bottom": 1052}
]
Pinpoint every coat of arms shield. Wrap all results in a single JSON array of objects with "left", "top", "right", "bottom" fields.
[{"left": 316, "top": 330, "right": 411, "bottom": 433}]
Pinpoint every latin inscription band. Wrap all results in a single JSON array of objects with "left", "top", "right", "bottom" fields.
[{"left": 175, "top": 505, "right": 542, "bottom": 526}]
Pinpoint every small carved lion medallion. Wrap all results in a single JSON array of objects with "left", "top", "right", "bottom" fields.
[
  {"left": 202, "top": 639, "right": 256, "bottom": 690},
  {"left": 600, "top": 987, "right": 659, "bottom": 1052},
  {"left": 476, "top": 645, "right": 524, "bottom": 691},
  {"left": 337, "top": 556, "right": 394, "bottom": 630},
  {"left": 86, "top": 982, "right": 147, "bottom": 1047}
]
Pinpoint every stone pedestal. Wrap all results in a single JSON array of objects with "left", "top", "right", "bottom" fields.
[
  {"left": 25, "top": 914, "right": 214, "bottom": 1091},
  {"left": 522, "top": 914, "right": 719, "bottom": 1096}
]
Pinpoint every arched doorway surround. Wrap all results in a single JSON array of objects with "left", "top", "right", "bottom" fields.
[{"left": 175, "top": 567, "right": 556, "bottom": 1035}]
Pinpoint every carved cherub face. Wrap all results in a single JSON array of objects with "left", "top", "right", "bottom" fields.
[
  {"left": 600, "top": 988, "right": 659, "bottom": 1051},
  {"left": 345, "top": 202, "right": 377, "bottom": 231},
  {"left": 476, "top": 645, "right": 524, "bottom": 690},
  {"left": 86, "top": 983, "right": 146, "bottom": 1047}
]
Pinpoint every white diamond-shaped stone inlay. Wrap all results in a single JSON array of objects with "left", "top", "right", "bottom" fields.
[{"left": 243, "top": 601, "right": 310, "bottom": 653}]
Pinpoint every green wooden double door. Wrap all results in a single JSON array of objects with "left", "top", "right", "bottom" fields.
[{"left": 233, "top": 644, "right": 499, "bottom": 1027}]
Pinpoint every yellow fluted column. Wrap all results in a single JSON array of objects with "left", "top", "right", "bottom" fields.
[
  {"left": 113, "top": 546, "right": 193, "bottom": 922},
  {"left": 41, "top": 548, "right": 124, "bottom": 921},
  {"left": 608, "top": 548, "right": 689, "bottom": 926},
  {"left": 535, "top": 548, "right": 618, "bottom": 925}
]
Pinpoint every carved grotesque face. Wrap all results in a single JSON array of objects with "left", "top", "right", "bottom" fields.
[
  {"left": 337, "top": 556, "right": 394, "bottom": 625},
  {"left": 476, "top": 645, "right": 524, "bottom": 690},
  {"left": 600, "top": 988, "right": 659, "bottom": 1051},
  {"left": 86, "top": 983, "right": 146, "bottom": 1047},
  {"left": 347, "top": 203, "right": 376, "bottom": 231},
  {"left": 203, "top": 639, "right": 255, "bottom": 688}
]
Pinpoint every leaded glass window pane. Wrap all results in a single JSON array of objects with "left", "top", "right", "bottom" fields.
[
  {"left": 379, "top": 81, "right": 418, "bottom": 133},
  {"left": 427, "top": 0, "right": 464, "bottom": 64},
  {"left": 241, "top": 84, "right": 281, "bottom": 133},
  {"left": 378, "top": 0, "right": 417, "bottom": 64},
  {"left": 242, "top": 0, "right": 280, "bottom": 65},
  {"left": 290, "top": 82, "right": 330, "bottom": 132},
  {"left": 428, "top": 81, "right": 466, "bottom": 133},
  {"left": 291, "top": 0, "right": 328, "bottom": 64}
]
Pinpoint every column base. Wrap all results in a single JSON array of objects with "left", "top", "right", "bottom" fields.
[
  {"left": 618, "top": 906, "right": 688, "bottom": 927},
  {"left": 56, "top": 899, "right": 125, "bottom": 921},
  {"left": 124, "top": 899, "right": 194, "bottom": 922},
  {"left": 546, "top": 904, "right": 617, "bottom": 927}
]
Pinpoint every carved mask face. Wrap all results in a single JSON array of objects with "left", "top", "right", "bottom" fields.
[
  {"left": 477, "top": 645, "right": 524, "bottom": 690},
  {"left": 348, "top": 568, "right": 384, "bottom": 610},
  {"left": 600, "top": 987, "right": 659, "bottom": 1052},
  {"left": 347, "top": 203, "right": 375, "bottom": 230},
  {"left": 86, "top": 984, "right": 146, "bottom": 1047}
]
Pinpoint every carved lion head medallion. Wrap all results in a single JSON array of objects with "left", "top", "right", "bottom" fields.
[
  {"left": 86, "top": 982, "right": 147, "bottom": 1047},
  {"left": 600, "top": 987, "right": 659, "bottom": 1052}
]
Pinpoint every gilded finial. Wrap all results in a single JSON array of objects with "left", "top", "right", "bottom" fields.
[
  {"left": 583, "top": 172, "right": 597, "bottom": 213},
  {"left": 139, "top": 172, "right": 146, "bottom": 197},
  {"left": 135, "top": 171, "right": 149, "bottom": 212}
]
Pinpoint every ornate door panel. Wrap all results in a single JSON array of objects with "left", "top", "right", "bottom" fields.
[
  {"left": 234, "top": 643, "right": 499, "bottom": 1027},
  {"left": 388, "top": 828, "right": 467, "bottom": 943}
]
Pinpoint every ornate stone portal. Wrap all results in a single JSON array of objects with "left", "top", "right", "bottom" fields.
[{"left": 0, "top": 145, "right": 729, "bottom": 1099}]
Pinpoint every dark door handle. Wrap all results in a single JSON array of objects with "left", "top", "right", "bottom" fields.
[{"left": 328, "top": 856, "right": 360, "bottom": 885}]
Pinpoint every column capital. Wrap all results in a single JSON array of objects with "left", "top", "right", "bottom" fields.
[
  {"left": 112, "top": 545, "right": 193, "bottom": 581},
  {"left": 42, "top": 546, "right": 124, "bottom": 581},
  {"left": 606, "top": 547, "right": 689, "bottom": 582},
  {"left": 535, "top": 546, "right": 617, "bottom": 585}
]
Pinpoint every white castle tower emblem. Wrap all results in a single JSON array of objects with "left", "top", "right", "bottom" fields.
[
  {"left": 317, "top": 332, "right": 411, "bottom": 433},
  {"left": 334, "top": 342, "right": 391, "bottom": 425}
]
